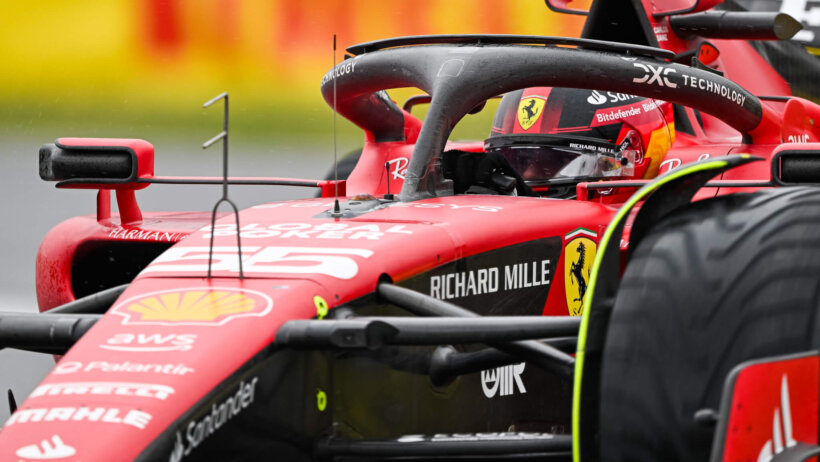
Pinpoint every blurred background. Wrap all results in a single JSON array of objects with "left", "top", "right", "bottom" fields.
[
  {"left": 0, "top": 0, "right": 585, "bottom": 423},
  {"left": 0, "top": 0, "right": 585, "bottom": 145}
]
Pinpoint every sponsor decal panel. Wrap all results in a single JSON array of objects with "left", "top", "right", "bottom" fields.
[
  {"left": 100, "top": 333, "right": 197, "bottom": 352},
  {"left": 428, "top": 260, "right": 551, "bottom": 301},
  {"left": 594, "top": 105, "right": 641, "bottom": 124},
  {"left": 31, "top": 382, "right": 174, "bottom": 400},
  {"left": 111, "top": 288, "right": 273, "bottom": 326},
  {"left": 6, "top": 407, "right": 151, "bottom": 429},
  {"left": 142, "top": 246, "right": 373, "bottom": 279},
  {"left": 591, "top": 100, "right": 664, "bottom": 127},
  {"left": 387, "top": 157, "right": 409, "bottom": 180},
  {"left": 403, "top": 238, "right": 561, "bottom": 315},
  {"left": 787, "top": 134, "right": 810, "bottom": 143},
  {"left": 653, "top": 25, "right": 669, "bottom": 42},
  {"left": 320, "top": 58, "right": 358, "bottom": 85},
  {"left": 16, "top": 435, "right": 76, "bottom": 460},
  {"left": 632, "top": 63, "right": 677, "bottom": 88},
  {"left": 586, "top": 90, "right": 638, "bottom": 106},
  {"left": 659, "top": 158, "right": 682, "bottom": 174},
  {"left": 481, "top": 363, "right": 527, "bottom": 398},
  {"left": 203, "top": 222, "right": 413, "bottom": 240},
  {"left": 659, "top": 153, "right": 710, "bottom": 175},
  {"left": 720, "top": 354, "right": 818, "bottom": 462},
  {"left": 680, "top": 74, "right": 747, "bottom": 106},
  {"left": 517, "top": 96, "right": 546, "bottom": 131},
  {"left": 759, "top": 375, "right": 798, "bottom": 461},
  {"left": 632, "top": 62, "right": 749, "bottom": 107},
  {"left": 169, "top": 377, "right": 258, "bottom": 462},
  {"left": 564, "top": 228, "right": 598, "bottom": 316},
  {"left": 108, "top": 227, "right": 186, "bottom": 242},
  {"left": 587, "top": 90, "right": 607, "bottom": 105},
  {"left": 54, "top": 360, "right": 194, "bottom": 376}
]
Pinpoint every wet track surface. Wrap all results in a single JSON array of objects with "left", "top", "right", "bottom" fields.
[{"left": 0, "top": 135, "right": 331, "bottom": 424}]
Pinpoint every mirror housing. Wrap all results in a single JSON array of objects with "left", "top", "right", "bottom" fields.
[
  {"left": 39, "top": 138, "right": 154, "bottom": 190},
  {"left": 543, "top": 0, "right": 590, "bottom": 16}
]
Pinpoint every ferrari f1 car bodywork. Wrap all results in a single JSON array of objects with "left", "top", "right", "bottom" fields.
[{"left": 3, "top": 0, "right": 820, "bottom": 460}]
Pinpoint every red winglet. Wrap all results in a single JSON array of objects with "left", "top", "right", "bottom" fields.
[{"left": 712, "top": 352, "right": 819, "bottom": 462}]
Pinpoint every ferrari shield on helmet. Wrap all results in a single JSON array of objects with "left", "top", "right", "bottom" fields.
[{"left": 486, "top": 87, "right": 674, "bottom": 189}]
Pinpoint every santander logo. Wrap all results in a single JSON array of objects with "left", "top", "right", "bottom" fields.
[
  {"left": 586, "top": 91, "right": 607, "bottom": 105},
  {"left": 758, "top": 375, "right": 798, "bottom": 462}
]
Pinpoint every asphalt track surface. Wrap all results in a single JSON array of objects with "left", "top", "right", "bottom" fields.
[{"left": 0, "top": 135, "right": 332, "bottom": 424}]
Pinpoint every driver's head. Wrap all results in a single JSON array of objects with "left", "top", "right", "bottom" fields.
[{"left": 486, "top": 87, "right": 674, "bottom": 189}]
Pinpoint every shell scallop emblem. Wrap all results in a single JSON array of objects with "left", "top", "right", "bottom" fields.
[{"left": 111, "top": 288, "right": 273, "bottom": 326}]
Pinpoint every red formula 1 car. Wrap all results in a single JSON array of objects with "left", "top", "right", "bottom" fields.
[{"left": 3, "top": 0, "right": 820, "bottom": 460}]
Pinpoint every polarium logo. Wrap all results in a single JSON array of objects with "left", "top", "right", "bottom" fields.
[
  {"left": 517, "top": 96, "right": 546, "bottom": 131},
  {"left": 564, "top": 228, "right": 597, "bottom": 316},
  {"left": 112, "top": 287, "right": 273, "bottom": 326}
]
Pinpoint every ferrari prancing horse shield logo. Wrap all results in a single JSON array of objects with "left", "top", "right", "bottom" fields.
[
  {"left": 517, "top": 97, "right": 546, "bottom": 131},
  {"left": 564, "top": 228, "right": 597, "bottom": 316}
]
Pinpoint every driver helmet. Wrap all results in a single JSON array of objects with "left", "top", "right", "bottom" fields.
[{"left": 486, "top": 87, "right": 674, "bottom": 192}]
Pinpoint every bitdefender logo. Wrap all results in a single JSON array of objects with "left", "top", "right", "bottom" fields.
[
  {"left": 758, "top": 375, "right": 798, "bottom": 462},
  {"left": 481, "top": 363, "right": 526, "bottom": 398}
]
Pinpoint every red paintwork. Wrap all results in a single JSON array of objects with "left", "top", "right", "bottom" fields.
[
  {"left": 7, "top": 277, "right": 325, "bottom": 461},
  {"left": 348, "top": 140, "right": 484, "bottom": 197},
  {"left": 8, "top": 0, "right": 820, "bottom": 458},
  {"left": 35, "top": 212, "right": 215, "bottom": 311},
  {"left": 718, "top": 354, "right": 819, "bottom": 462},
  {"left": 15, "top": 194, "right": 617, "bottom": 460}
]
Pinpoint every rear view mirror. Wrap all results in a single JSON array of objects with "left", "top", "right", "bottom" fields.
[
  {"left": 39, "top": 138, "right": 154, "bottom": 190},
  {"left": 544, "top": 0, "right": 723, "bottom": 18},
  {"left": 646, "top": 0, "right": 723, "bottom": 17},
  {"left": 543, "top": 0, "right": 590, "bottom": 16}
]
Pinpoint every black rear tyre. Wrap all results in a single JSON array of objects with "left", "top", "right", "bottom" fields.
[{"left": 599, "top": 187, "right": 820, "bottom": 462}]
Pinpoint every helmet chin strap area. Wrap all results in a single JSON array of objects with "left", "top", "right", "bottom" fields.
[
  {"left": 441, "top": 150, "right": 537, "bottom": 197},
  {"left": 613, "top": 129, "right": 643, "bottom": 178}
]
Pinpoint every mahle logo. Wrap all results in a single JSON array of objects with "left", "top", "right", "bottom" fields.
[
  {"left": 517, "top": 97, "right": 546, "bottom": 131},
  {"left": 111, "top": 288, "right": 273, "bottom": 326}
]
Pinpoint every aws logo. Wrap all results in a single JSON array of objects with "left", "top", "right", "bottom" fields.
[
  {"left": 111, "top": 288, "right": 273, "bottom": 326},
  {"left": 517, "top": 96, "right": 546, "bottom": 131},
  {"left": 564, "top": 228, "right": 597, "bottom": 316}
]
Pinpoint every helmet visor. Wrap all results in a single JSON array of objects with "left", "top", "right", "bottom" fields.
[{"left": 485, "top": 134, "right": 626, "bottom": 184}]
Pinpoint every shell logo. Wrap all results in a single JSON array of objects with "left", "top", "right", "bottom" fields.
[{"left": 111, "top": 288, "right": 273, "bottom": 326}]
